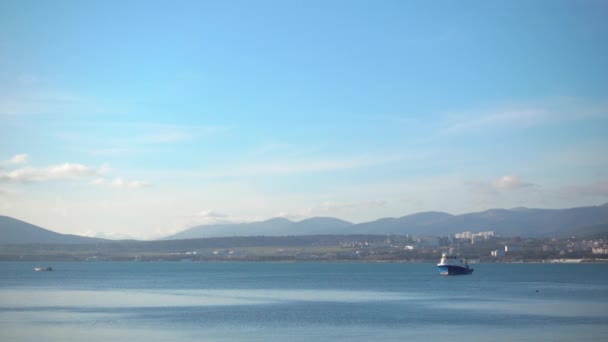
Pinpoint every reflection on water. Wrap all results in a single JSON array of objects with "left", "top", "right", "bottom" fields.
[
  {"left": 0, "top": 289, "right": 414, "bottom": 308},
  {"left": 1, "top": 262, "right": 608, "bottom": 341},
  {"left": 2, "top": 287, "right": 608, "bottom": 341},
  {"left": 436, "top": 298, "right": 608, "bottom": 317}
]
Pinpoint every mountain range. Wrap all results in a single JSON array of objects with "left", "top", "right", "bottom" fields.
[
  {"left": 166, "top": 217, "right": 354, "bottom": 240},
  {"left": 0, "top": 215, "right": 104, "bottom": 244},
  {"left": 2, "top": 204, "right": 608, "bottom": 245},
  {"left": 165, "top": 203, "right": 608, "bottom": 239}
]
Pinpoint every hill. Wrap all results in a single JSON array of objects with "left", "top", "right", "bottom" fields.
[
  {"left": 564, "top": 222, "right": 608, "bottom": 239},
  {"left": 0, "top": 216, "right": 104, "bottom": 244},
  {"left": 3, "top": 204, "right": 608, "bottom": 243},
  {"left": 166, "top": 217, "right": 294, "bottom": 240},
  {"left": 166, "top": 217, "right": 353, "bottom": 239},
  {"left": 350, "top": 211, "right": 455, "bottom": 235},
  {"left": 166, "top": 204, "right": 608, "bottom": 239}
]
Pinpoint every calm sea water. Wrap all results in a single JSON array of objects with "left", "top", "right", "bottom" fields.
[{"left": 1, "top": 262, "right": 607, "bottom": 341}]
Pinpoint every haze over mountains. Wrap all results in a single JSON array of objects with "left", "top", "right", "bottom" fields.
[
  {"left": 167, "top": 217, "right": 354, "bottom": 240},
  {"left": 2, "top": 204, "right": 608, "bottom": 245},
  {"left": 0, "top": 216, "right": 104, "bottom": 244},
  {"left": 167, "top": 204, "right": 608, "bottom": 239}
]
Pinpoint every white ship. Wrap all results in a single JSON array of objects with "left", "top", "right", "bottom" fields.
[
  {"left": 436, "top": 253, "right": 473, "bottom": 275},
  {"left": 34, "top": 266, "right": 53, "bottom": 272}
]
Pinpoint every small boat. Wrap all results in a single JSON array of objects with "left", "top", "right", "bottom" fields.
[
  {"left": 34, "top": 266, "right": 53, "bottom": 272},
  {"left": 437, "top": 253, "right": 473, "bottom": 275}
]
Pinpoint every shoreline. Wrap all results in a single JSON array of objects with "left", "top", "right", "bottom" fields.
[{"left": 2, "top": 258, "right": 608, "bottom": 264}]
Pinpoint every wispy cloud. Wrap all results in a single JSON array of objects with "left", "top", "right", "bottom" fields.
[
  {"left": 0, "top": 155, "right": 145, "bottom": 189},
  {"left": 278, "top": 200, "right": 388, "bottom": 221},
  {"left": 162, "top": 210, "right": 250, "bottom": 236},
  {"left": 0, "top": 163, "right": 102, "bottom": 183},
  {"left": 91, "top": 177, "right": 150, "bottom": 189},
  {"left": 493, "top": 176, "right": 536, "bottom": 190},
  {"left": 444, "top": 108, "right": 548, "bottom": 133},
  {"left": 82, "top": 123, "right": 230, "bottom": 156},
  {"left": 190, "top": 210, "right": 245, "bottom": 225},
  {"left": 0, "top": 85, "right": 88, "bottom": 117},
  {"left": 468, "top": 175, "right": 538, "bottom": 195},
  {"left": 6, "top": 153, "right": 29, "bottom": 164},
  {"left": 80, "top": 230, "right": 137, "bottom": 240},
  {"left": 442, "top": 100, "right": 608, "bottom": 134},
  {"left": 1, "top": 153, "right": 29, "bottom": 166},
  {"left": 206, "top": 154, "right": 404, "bottom": 178}
]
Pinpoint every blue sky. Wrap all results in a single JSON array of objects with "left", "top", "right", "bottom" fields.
[{"left": 1, "top": 0, "right": 607, "bottom": 239}]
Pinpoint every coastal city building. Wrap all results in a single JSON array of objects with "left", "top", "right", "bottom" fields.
[
  {"left": 491, "top": 250, "right": 505, "bottom": 257},
  {"left": 592, "top": 247, "right": 608, "bottom": 255},
  {"left": 455, "top": 231, "right": 495, "bottom": 243}
]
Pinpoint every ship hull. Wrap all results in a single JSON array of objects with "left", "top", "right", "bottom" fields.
[{"left": 437, "top": 265, "right": 473, "bottom": 276}]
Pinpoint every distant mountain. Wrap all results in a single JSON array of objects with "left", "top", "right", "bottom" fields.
[
  {"left": 0, "top": 216, "right": 104, "bottom": 244},
  {"left": 445, "top": 205, "right": 608, "bottom": 236},
  {"left": 166, "top": 217, "right": 353, "bottom": 240},
  {"left": 291, "top": 217, "right": 354, "bottom": 234},
  {"left": 3, "top": 203, "right": 608, "bottom": 244},
  {"left": 165, "top": 204, "right": 608, "bottom": 239},
  {"left": 166, "top": 217, "right": 292, "bottom": 240},
  {"left": 564, "top": 222, "right": 608, "bottom": 239},
  {"left": 350, "top": 211, "right": 455, "bottom": 235}
]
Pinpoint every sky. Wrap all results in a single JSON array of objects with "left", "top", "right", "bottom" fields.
[{"left": 1, "top": 0, "right": 607, "bottom": 239}]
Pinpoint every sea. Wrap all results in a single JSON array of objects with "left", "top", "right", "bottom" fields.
[{"left": 1, "top": 262, "right": 607, "bottom": 341}]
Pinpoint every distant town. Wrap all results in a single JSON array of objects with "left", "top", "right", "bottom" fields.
[
  {"left": 2, "top": 230, "right": 608, "bottom": 263},
  {"left": 2, "top": 205, "right": 608, "bottom": 263}
]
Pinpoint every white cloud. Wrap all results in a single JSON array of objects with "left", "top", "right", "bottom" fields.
[
  {"left": 0, "top": 163, "right": 101, "bottom": 183},
  {"left": 196, "top": 210, "right": 227, "bottom": 218},
  {"left": 190, "top": 210, "right": 248, "bottom": 225},
  {"left": 90, "top": 178, "right": 106, "bottom": 185},
  {"left": 493, "top": 176, "right": 536, "bottom": 190},
  {"left": 0, "top": 156, "right": 135, "bottom": 188},
  {"left": 80, "top": 230, "right": 137, "bottom": 240},
  {"left": 91, "top": 177, "right": 150, "bottom": 189},
  {"left": 162, "top": 210, "right": 250, "bottom": 235},
  {"left": 206, "top": 154, "right": 404, "bottom": 178},
  {"left": 6, "top": 154, "right": 29, "bottom": 164},
  {"left": 467, "top": 176, "right": 537, "bottom": 197},
  {"left": 275, "top": 212, "right": 305, "bottom": 221},
  {"left": 279, "top": 200, "right": 388, "bottom": 221}
]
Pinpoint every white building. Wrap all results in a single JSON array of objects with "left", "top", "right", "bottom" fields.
[
  {"left": 455, "top": 231, "right": 473, "bottom": 239},
  {"left": 455, "top": 231, "right": 494, "bottom": 240},
  {"left": 592, "top": 247, "right": 608, "bottom": 255},
  {"left": 476, "top": 231, "right": 495, "bottom": 239},
  {"left": 505, "top": 245, "right": 521, "bottom": 253},
  {"left": 491, "top": 249, "right": 505, "bottom": 257}
]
